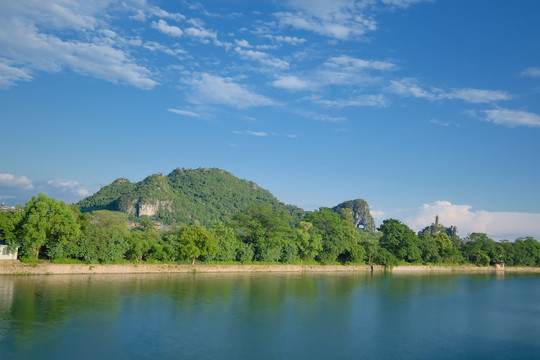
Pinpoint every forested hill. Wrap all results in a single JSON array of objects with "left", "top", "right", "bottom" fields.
[{"left": 77, "top": 168, "right": 304, "bottom": 226}]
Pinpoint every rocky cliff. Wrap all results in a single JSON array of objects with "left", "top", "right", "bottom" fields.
[{"left": 332, "top": 199, "right": 376, "bottom": 232}]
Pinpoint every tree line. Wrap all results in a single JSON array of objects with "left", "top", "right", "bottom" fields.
[{"left": 1, "top": 193, "right": 539, "bottom": 267}]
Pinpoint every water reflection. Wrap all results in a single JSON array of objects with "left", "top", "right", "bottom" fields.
[{"left": 0, "top": 272, "right": 538, "bottom": 360}]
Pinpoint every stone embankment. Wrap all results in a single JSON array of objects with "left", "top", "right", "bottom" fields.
[{"left": 0, "top": 262, "right": 539, "bottom": 275}]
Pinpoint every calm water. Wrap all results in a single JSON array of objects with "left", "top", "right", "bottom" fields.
[{"left": 0, "top": 272, "right": 539, "bottom": 359}]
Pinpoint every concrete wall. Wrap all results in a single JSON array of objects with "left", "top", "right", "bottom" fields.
[{"left": 0, "top": 245, "right": 18, "bottom": 261}]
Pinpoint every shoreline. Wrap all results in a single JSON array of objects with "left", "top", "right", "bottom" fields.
[{"left": 1, "top": 262, "right": 539, "bottom": 275}]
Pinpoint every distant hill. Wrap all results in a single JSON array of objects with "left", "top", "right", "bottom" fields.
[{"left": 77, "top": 168, "right": 304, "bottom": 227}]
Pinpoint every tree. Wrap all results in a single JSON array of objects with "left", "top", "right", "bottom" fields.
[
  {"left": 178, "top": 225, "right": 217, "bottom": 264},
  {"left": 208, "top": 222, "right": 240, "bottom": 261},
  {"left": 19, "top": 194, "right": 81, "bottom": 259},
  {"left": 77, "top": 210, "right": 129, "bottom": 263},
  {"left": 304, "top": 208, "right": 360, "bottom": 263},
  {"left": 294, "top": 221, "right": 323, "bottom": 261},
  {"left": 378, "top": 219, "right": 421, "bottom": 263},
  {"left": 462, "top": 233, "right": 499, "bottom": 266},
  {"left": 359, "top": 231, "right": 380, "bottom": 266},
  {"left": 232, "top": 204, "right": 296, "bottom": 262},
  {"left": 0, "top": 207, "right": 24, "bottom": 251}
]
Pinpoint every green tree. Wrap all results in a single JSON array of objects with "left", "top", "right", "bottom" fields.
[
  {"left": 294, "top": 221, "right": 323, "bottom": 261},
  {"left": 19, "top": 194, "right": 81, "bottom": 259},
  {"left": 232, "top": 204, "right": 296, "bottom": 262},
  {"left": 304, "top": 208, "right": 360, "bottom": 263},
  {"left": 178, "top": 225, "right": 217, "bottom": 264},
  {"left": 77, "top": 210, "right": 130, "bottom": 263},
  {"left": 359, "top": 231, "right": 380, "bottom": 266},
  {"left": 462, "top": 233, "right": 499, "bottom": 266},
  {"left": 208, "top": 222, "right": 240, "bottom": 261},
  {"left": 0, "top": 207, "right": 24, "bottom": 251},
  {"left": 419, "top": 233, "right": 441, "bottom": 263},
  {"left": 378, "top": 219, "right": 421, "bottom": 263},
  {"left": 512, "top": 237, "right": 540, "bottom": 266}
]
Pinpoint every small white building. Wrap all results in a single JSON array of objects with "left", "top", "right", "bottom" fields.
[{"left": 0, "top": 242, "right": 18, "bottom": 261}]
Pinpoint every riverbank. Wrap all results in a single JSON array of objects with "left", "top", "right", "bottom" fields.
[{"left": 1, "top": 262, "right": 539, "bottom": 275}]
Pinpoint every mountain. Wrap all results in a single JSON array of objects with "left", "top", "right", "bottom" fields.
[
  {"left": 77, "top": 168, "right": 304, "bottom": 226},
  {"left": 333, "top": 199, "right": 376, "bottom": 232}
]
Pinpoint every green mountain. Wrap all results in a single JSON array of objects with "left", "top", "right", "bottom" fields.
[{"left": 77, "top": 168, "right": 304, "bottom": 226}]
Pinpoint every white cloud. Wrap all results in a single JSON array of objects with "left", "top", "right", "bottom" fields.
[
  {"left": 272, "top": 75, "right": 310, "bottom": 90},
  {"left": 143, "top": 41, "right": 185, "bottom": 57},
  {"left": 168, "top": 108, "right": 201, "bottom": 117},
  {"left": 0, "top": 0, "right": 105, "bottom": 31},
  {"left": 185, "top": 26, "right": 218, "bottom": 44},
  {"left": 148, "top": 7, "right": 186, "bottom": 22},
  {"left": 47, "top": 179, "right": 89, "bottom": 197},
  {"left": 521, "top": 67, "right": 540, "bottom": 78},
  {"left": 151, "top": 19, "right": 183, "bottom": 37},
  {"left": 233, "top": 130, "right": 269, "bottom": 136},
  {"left": 406, "top": 201, "right": 540, "bottom": 240},
  {"left": 246, "top": 130, "right": 268, "bottom": 137},
  {"left": 315, "top": 94, "right": 389, "bottom": 107},
  {"left": 370, "top": 209, "right": 386, "bottom": 221},
  {"left": 275, "top": 0, "right": 377, "bottom": 40},
  {"left": 234, "top": 47, "right": 289, "bottom": 69},
  {"left": 0, "top": 1, "right": 158, "bottom": 89},
  {"left": 235, "top": 39, "right": 251, "bottom": 48},
  {"left": 265, "top": 35, "right": 307, "bottom": 45},
  {"left": 429, "top": 118, "right": 450, "bottom": 127},
  {"left": 0, "top": 174, "right": 34, "bottom": 190},
  {"left": 0, "top": 60, "right": 32, "bottom": 88},
  {"left": 389, "top": 78, "right": 512, "bottom": 104},
  {"left": 306, "top": 112, "right": 346, "bottom": 122},
  {"left": 325, "top": 55, "right": 396, "bottom": 71},
  {"left": 185, "top": 73, "right": 277, "bottom": 108},
  {"left": 483, "top": 109, "right": 540, "bottom": 128},
  {"left": 443, "top": 88, "right": 511, "bottom": 103},
  {"left": 388, "top": 78, "right": 435, "bottom": 100},
  {"left": 380, "top": 0, "right": 433, "bottom": 9}
]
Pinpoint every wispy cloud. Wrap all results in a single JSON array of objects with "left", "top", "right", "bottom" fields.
[
  {"left": 184, "top": 73, "right": 277, "bottom": 108},
  {"left": 246, "top": 130, "right": 268, "bottom": 137},
  {"left": 325, "top": 55, "right": 396, "bottom": 71},
  {"left": 389, "top": 78, "right": 512, "bottom": 104},
  {"left": 521, "top": 67, "right": 540, "bottom": 78},
  {"left": 406, "top": 200, "right": 540, "bottom": 240},
  {"left": 0, "top": 173, "right": 34, "bottom": 190},
  {"left": 0, "top": 60, "right": 32, "bottom": 88},
  {"left": 444, "top": 88, "right": 511, "bottom": 103},
  {"left": 168, "top": 108, "right": 201, "bottom": 117},
  {"left": 47, "top": 179, "right": 89, "bottom": 197},
  {"left": 315, "top": 94, "right": 389, "bottom": 107},
  {"left": 275, "top": 0, "right": 377, "bottom": 40},
  {"left": 264, "top": 35, "right": 307, "bottom": 45},
  {"left": 272, "top": 75, "right": 311, "bottom": 91},
  {"left": 482, "top": 109, "right": 540, "bottom": 128},
  {"left": 429, "top": 118, "right": 450, "bottom": 127},
  {"left": 151, "top": 19, "right": 183, "bottom": 37},
  {"left": 380, "top": 0, "right": 433, "bottom": 9},
  {"left": 303, "top": 112, "right": 346, "bottom": 122},
  {"left": 0, "top": 1, "right": 158, "bottom": 89},
  {"left": 233, "top": 130, "right": 269, "bottom": 136},
  {"left": 234, "top": 47, "right": 289, "bottom": 69}
]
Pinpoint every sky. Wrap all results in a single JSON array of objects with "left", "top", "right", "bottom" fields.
[{"left": 1, "top": 0, "right": 539, "bottom": 240}]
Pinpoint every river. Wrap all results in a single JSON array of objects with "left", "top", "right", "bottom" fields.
[{"left": 0, "top": 272, "right": 539, "bottom": 359}]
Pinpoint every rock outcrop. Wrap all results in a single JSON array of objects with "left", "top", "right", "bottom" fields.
[{"left": 333, "top": 199, "right": 376, "bottom": 232}]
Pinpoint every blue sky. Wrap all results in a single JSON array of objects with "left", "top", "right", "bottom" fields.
[{"left": 1, "top": 0, "right": 539, "bottom": 239}]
